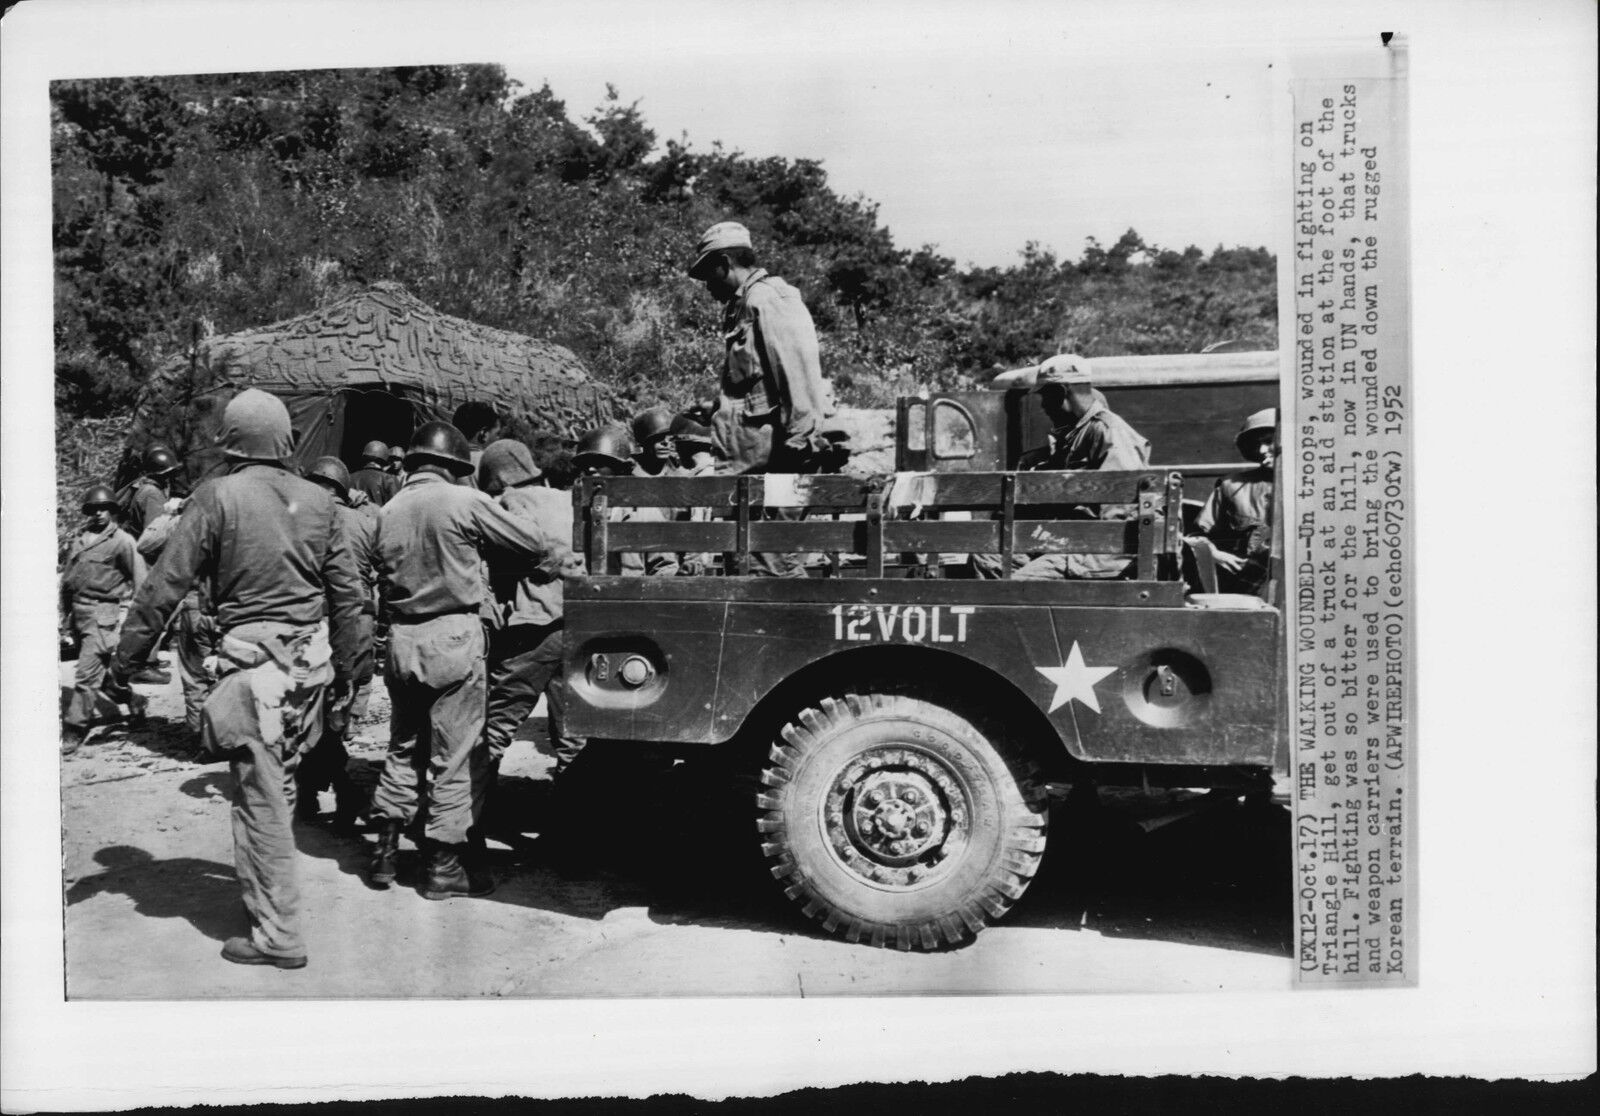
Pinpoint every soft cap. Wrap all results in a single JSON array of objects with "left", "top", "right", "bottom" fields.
[{"left": 688, "top": 220, "right": 753, "bottom": 277}]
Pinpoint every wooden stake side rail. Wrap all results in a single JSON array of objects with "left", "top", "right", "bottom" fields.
[
  {"left": 575, "top": 470, "right": 1194, "bottom": 510},
  {"left": 573, "top": 469, "right": 1189, "bottom": 580}
]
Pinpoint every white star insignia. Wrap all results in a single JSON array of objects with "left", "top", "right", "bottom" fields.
[{"left": 1036, "top": 641, "right": 1118, "bottom": 714}]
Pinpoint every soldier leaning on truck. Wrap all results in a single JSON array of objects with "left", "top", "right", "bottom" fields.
[
  {"left": 476, "top": 438, "right": 583, "bottom": 793},
  {"left": 996, "top": 353, "right": 1152, "bottom": 580},
  {"left": 105, "top": 388, "right": 364, "bottom": 970},
  {"left": 60, "top": 484, "right": 147, "bottom": 753},
  {"left": 690, "top": 219, "right": 832, "bottom": 577},
  {"left": 1186, "top": 407, "right": 1277, "bottom": 595},
  {"left": 366, "top": 422, "right": 578, "bottom": 900}
]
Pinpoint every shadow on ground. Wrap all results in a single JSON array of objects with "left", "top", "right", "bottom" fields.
[{"left": 66, "top": 844, "right": 244, "bottom": 944}]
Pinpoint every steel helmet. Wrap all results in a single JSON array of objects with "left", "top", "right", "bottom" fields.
[
  {"left": 143, "top": 445, "right": 181, "bottom": 476},
  {"left": 630, "top": 406, "right": 675, "bottom": 444},
  {"left": 573, "top": 426, "right": 636, "bottom": 471},
  {"left": 305, "top": 456, "right": 353, "bottom": 496},
  {"left": 1235, "top": 407, "right": 1278, "bottom": 454},
  {"left": 477, "top": 438, "right": 541, "bottom": 494},
  {"left": 218, "top": 388, "right": 294, "bottom": 461},
  {"left": 404, "top": 421, "right": 475, "bottom": 475},
  {"left": 359, "top": 440, "right": 390, "bottom": 464},
  {"left": 81, "top": 483, "right": 119, "bottom": 512}
]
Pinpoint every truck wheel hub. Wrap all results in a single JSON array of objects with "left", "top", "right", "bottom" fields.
[{"left": 825, "top": 747, "right": 968, "bottom": 886}]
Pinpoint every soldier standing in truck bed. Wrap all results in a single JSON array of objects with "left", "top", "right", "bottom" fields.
[
  {"left": 689, "top": 220, "right": 832, "bottom": 577},
  {"left": 366, "top": 422, "right": 576, "bottom": 899},
  {"left": 1011, "top": 354, "right": 1151, "bottom": 580},
  {"left": 106, "top": 388, "right": 364, "bottom": 969}
]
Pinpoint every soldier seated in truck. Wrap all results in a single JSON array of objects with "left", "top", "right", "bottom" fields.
[
  {"left": 573, "top": 426, "right": 680, "bottom": 578},
  {"left": 1184, "top": 407, "right": 1277, "bottom": 596}
]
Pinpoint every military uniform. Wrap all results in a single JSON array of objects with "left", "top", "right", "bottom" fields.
[
  {"left": 122, "top": 478, "right": 169, "bottom": 540},
  {"left": 370, "top": 470, "right": 572, "bottom": 849},
  {"left": 1011, "top": 399, "right": 1152, "bottom": 580},
  {"left": 479, "top": 446, "right": 579, "bottom": 772},
  {"left": 1192, "top": 465, "right": 1274, "bottom": 594},
  {"left": 708, "top": 268, "right": 829, "bottom": 577},
  {"left": 116, "top": 459, "right": 363, "bottom": 964},
  {"left": 60, "top": 524, "right": 144, "bottom": 732},
  {"left": 350, "top": 464, "right": 399, "bottom": 507}
]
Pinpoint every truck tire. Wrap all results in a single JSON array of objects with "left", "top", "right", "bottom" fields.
[{"left": 758, "top": 693, "right": 1047, "bottom": 950}]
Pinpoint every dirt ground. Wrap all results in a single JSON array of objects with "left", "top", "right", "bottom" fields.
[{"left": 59, "top": 652, "right": 1292, "bottom": 1000}]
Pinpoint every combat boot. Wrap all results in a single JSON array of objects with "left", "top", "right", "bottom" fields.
[
  {"left": 419, "top": 841, "right": 494, "bottom": 900},
  {"left": 368, "top": 819, "right": 403, "bottom": 887}
]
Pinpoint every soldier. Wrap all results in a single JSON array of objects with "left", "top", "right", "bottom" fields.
[
  {"left": 60, "top": 484, "right": 147, "bottom": 753},
  {"left": 104, "top": 388, "right": 364, "bottom": 969},
  {"left": 350, "top": 440, "right": 400, "bottom": 506},
  {"left": 689, "top": 220, "right": 832, "bottom": 576},
  {"left": 367, "top": 422, "right": 576, "bottom": 899},
  {"left": 1186, "top": 407, "right": 1277, "bottom": 595},
  {"left": 476, "top": 439, "right": 582, "bottom": 783},
  {"left": 630, "top": 407, "right": 677, "bottom": 477},
  {"left": 295, "top": 456, "right": 380, "bottom": 829},
  {"left": 121, "top": 444, "right": 183, "bottom": 539},
  {"left": 1011, "top": 354, "right": 1151, "bottom": 580},
  {"left": 670, "top": 414, "right": 722, "bottom": 478},
  {"left": 135, "top": 493, "right": 216, "bottom": 749},
  {"left": 573, "top": 427, "right": 680, "bottom": 578},
  {"left": 451, "top": 401, "right": 504, "bottom": 477}
]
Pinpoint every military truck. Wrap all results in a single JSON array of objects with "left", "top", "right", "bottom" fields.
[{"left": 560, "top": 351, "right": 1284, "bottom": 950}]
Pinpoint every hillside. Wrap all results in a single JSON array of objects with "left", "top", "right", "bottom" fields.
[{"left": 52, "top": 65, "right": 1277, "bottom": 426}]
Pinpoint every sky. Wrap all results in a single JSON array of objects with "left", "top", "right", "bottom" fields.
[{"left": 499, "top": 5, "right": 1284, "bottom": 268}]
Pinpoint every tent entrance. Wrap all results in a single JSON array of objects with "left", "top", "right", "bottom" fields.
[{"left": 338, "top": 388, "right": 420, "bottom": 468}]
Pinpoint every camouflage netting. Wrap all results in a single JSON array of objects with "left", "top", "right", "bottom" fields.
[{"left": 118, "top": 281, "right": 617, "bottom": 486}]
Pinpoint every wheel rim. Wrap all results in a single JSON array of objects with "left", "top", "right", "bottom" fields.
[{"left": 821, "top": 744, "right": 971, "bottom": 890}]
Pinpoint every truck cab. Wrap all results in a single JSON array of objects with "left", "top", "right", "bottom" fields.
[{"left": 560, "top": 351, "right": 1284, "bottom": 950}]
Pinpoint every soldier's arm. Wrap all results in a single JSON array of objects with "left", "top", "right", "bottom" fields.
[
  {"left": 753, "top": 291, "right": 827, "bottom": 446},
  {"left": 469, "top": 491, "right": 575, "bottom": 571},
  {"left": 115, "top": 494, "right": 214, "bottom": 671},
  {"left": 320, "top": 508, "right": 365, "bottom": 685}
]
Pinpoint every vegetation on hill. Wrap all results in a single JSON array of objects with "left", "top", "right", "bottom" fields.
[{"left": 52, "top": 64, "right": 1277, "bottom": 425}]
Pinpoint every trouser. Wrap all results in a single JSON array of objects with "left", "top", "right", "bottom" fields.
[
  {"left": 177, "top": 593, "right": 219, "bottom": 736},
  {"left": 63, "top": 599, "right": 136, "bottom": 730},
  {"left": 1011, "top": 553, "right": 1134, "bottom": 580},
  {"left": 483, "top": 621, "right": 579, "bottom": 769},
  {"left": 371, "top": 613, "right": 487, "bottom": 845},
  {"left": 203, "top": 621, "right": 332, "bottom": 959},
  {"left": 296, "top": 612, "right": 375, "bottom": 808}
]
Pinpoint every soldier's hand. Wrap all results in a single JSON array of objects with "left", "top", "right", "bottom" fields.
[{"left": 1211, "top": 550, "right": 1245, "bottom": 574}]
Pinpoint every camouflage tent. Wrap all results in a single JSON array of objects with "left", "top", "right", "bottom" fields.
[{"left": 120, "top": 281, "right": 614, "bottom": 485}]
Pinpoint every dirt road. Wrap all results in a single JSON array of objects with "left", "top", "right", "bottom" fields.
[{"left": 60, "top": 656, "right": 1291, "bottom": 1000}]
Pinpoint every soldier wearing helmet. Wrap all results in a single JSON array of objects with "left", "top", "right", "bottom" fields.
[
  {"left": 107, "top": 388, "right": 365, "bottom": 970},
  {"left": 630, "top": 406, "right": 677, "bottom": 477},
  {"left": 475, "top": 439, "right": 582, "bottom": 789},
  {"left": 367, "top": 421, "right": 580, "bottom": 899},
  {"left": 350, "top": 439, "right": 400, "bottom": 507},
  {"left": 1185, "top": 407, "right": 1278, "bottom": 595},
  {"left": 59, "top": 483, "right": 147, "bottom": 752},
  {"left": 999, "top": 354, "right": 1152, "bottom": 582},
  {"left": 573, "top": 426, "right": 680, "bottom": 580},
  {"left": 123, "top": 444, "right": 183, "bottom": 538},
  {"left": 295, "top": 456, "right": 381, "bottom": 831}
]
